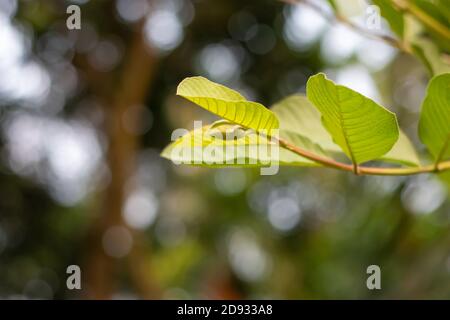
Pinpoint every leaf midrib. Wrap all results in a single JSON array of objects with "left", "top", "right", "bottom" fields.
[{"left": 336, "top": 85, "right": 357, "bottom": 164}]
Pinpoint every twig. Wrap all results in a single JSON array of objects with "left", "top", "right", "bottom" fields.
[
  {"left": 392, "top": 0, "right": 450, "bottom": 42},
  {"left": 281, "top": 0, "right": 411, "bottom": 53},
  {"left": 275, "top": 0, "right": 450, "bottom": 175},
  {"left": 276, "top": 136, "right": 450, "bottom": 176}
]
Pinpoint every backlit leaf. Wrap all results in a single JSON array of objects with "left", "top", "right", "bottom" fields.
[
  {"left": 306, "top": 73, "right": 400, "bottom": 164},
  {"left": 161, "top": 121, "right": 327, "bottom": 167},
  {"left": 272, "top": 94, "right": 419, "bottom": 166},
  {"left": 177, "top": 77, "right": 279, "bottom": 132},
  {"left": 418, "top": 73, "right": 450, "bottom": 164}
]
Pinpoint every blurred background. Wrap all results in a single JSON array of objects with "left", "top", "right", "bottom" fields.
[{"left": 0, "top": 0, "right": 449, "bottom": 299}]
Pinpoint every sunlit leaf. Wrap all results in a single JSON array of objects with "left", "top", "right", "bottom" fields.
[
  {"left": 177, "top": 76, "right": 279, "bottom": 132},
  {"left": 272, "top": 94, "right": 419, "bottom": 166},
  {"left": 418, "top": 73, "right": 450, "bottom": 164},
  {"left": 271, "top": 95, "right": 342, "bottom": 153},
  {"left": 161, "top": 121, "right": 326, "bottom": 167},
  {"left": 306, "top": 73, "right": 399, "bottom": 164}
]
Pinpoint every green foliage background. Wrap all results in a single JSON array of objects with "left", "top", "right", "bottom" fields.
[{"left": 0, "top": 0, "right": 449, "bottom": 299}]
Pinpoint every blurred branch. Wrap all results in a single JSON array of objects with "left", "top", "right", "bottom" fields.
[
  {"left": 73, "top": 54, "right": 113, "bottom": 103},
  {"left": 82, "top": 21, "right": 161, "bottom": 299},
  {"left": 392, "top": 0, "right": 450, "bottom": 42},
  {"left": 281, "top": 0, "right": 412, "bottom": 53}
]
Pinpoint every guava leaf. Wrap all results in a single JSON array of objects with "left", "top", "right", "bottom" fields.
[
  {"left": 306, "top": 73, "right": 400, "bottom": 164},
  {"left": 177, "top": 77, "right": 279, "bottom": 132},
  {"left": 272, "top": 94, "right": 419, "bottom": 166},
  {"left": 418, "top": 73, "right": 450, "bottom": 164},
  {"left": 161, "top": 121, "right": 327, "bottom": 167}
]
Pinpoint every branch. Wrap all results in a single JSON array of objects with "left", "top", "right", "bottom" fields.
[
  {"left": 83, "top": 20, "right": 161, "bottom": 299},
  {"left": 276, "top": 136, "right": 450, "bottom": 176},
  {"left": 281, "top": 0, "right": 411, "bottom": 53}
]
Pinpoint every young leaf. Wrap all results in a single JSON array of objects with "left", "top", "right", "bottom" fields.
[
  {"left": 306, "top": 73, "right": 400, "bottom": 165},
  {"left": 177, "top": 77, "right": 279, "bottom": 132},
  {"left": 418, "top": 73, "right": 450, "bottom": 164},
  {"left": 161, "top": 121, "right": 325, "bottom": 167},
  {"left": 272, "top": 94, "right": 419, "bottom": 166}
]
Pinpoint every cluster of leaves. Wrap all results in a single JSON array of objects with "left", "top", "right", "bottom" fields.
[
  {"left": 162, "top": 0, "right": 450, "bottom": 176},
  {"left": 370, "top": 0, "right": 450, "bottom": 75},
  {"left": 321, "top": 0, "right": 448, "bottom": 75},
  {"left": 162, "top": 72, "right": 449, "bottom": 176}
]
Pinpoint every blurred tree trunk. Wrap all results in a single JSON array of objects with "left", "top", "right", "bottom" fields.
[{"left": 82, "top": 23, "right": 160, "bottom": 299}]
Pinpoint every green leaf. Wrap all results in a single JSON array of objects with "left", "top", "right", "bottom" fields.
[
  {"left": 381, "top": 131, "right": 420, "bottom": 166},
  {"left": 161, "top": 121, "right": 326, "bottom": 167},
  {"left": 272, "top": 94, "right": 420, "bottom": 166},
  {"left": 177, "top": 76, "right": 279, "bottom": 132},
  {"left": 306, "top": 73, "right": 400, "bottom": 165},
  {"left": 418, "top": 73, "right": 450, "bottom": 164},
  {"left": 371, "top": 0, "right": 405, "bottom": 38},
  {"left": 272, "top": 95, "right": 342, "bottom": 153}
]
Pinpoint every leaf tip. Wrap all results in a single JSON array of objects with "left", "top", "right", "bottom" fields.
[{"left": 176, "top": 76, "right": 208, "bottom": 96}]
